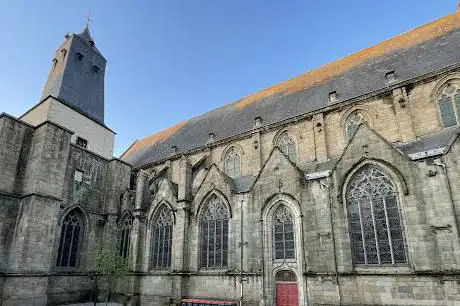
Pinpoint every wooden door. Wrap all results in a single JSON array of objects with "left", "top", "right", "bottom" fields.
[{"left": 275, "top": 270, "right": 299, "bottom": 306}]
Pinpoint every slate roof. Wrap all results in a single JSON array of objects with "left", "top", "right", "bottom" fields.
[
  {"left": 395, "top": 126, "right": 458, "bottom": 159},
  {"left": 233, "top": 175, "right": 257, "bottom": 193},
  {"left": 75, "top": 25, "right": 104, "bottom": 57},
  {"left": 122, "top": 12, "right": 460, "bottom": 168}
]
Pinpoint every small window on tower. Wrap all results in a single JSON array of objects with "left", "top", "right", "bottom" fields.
[
  {"left": 92, "top": 66, "right": 100, "bottom": 75},
  {"left": 52, "top": 58, "right": 58, "bottom": 70},
  {"left": 74, "top": 170, "right": 83, "bottom": 183},
  {"left": 76, "top": 52, "right": 84, "bottom": 61},
  {"left": 76, "top": 137, "right": 88, "bottom": 148}
]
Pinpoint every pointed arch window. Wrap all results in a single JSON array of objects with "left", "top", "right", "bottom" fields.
[
  {"left": 273, "top": 205, "right": 295, "bottom": 260},
  {"left": 225, "top": 148, "right": 241, "bottom": 178},
  {"left": 438, "top": 83, "right": 460, "bottom": 128},
  {"left": 151, "top": 205, "right": 173, "bottom": 269},
  {"left": 346, "top": 165, "right": 406, "bottom": 265},
  {"left": 56, "top": 210, "right": 83, "bottom": 268},
  {"left": 118, "top": 215, "right": 132, "bottom": 259},
  {"left": 278, "top": 132, "right": 297, "bottom": 162},
  {"left": 200, "top": 195, "right": 229, "bottom": 268},
  {"left": 346, "top": 112, "right": 367, "bottom": 139}
]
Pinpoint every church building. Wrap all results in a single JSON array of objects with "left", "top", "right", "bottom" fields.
[{"left": 2, "top": 10, "right": 460, "bottom": 306}]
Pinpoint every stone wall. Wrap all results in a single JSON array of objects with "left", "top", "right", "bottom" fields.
[
  {"left": 0, "top": 114, "right": 34, "bottom": 194},
  {"left": 0, "top": 194, "right": 18, "bottom": 272},
  {"left": 125, "top": 70, "right": 460, "bottom": 305}
]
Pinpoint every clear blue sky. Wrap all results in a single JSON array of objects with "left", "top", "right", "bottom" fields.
[{"left": 0, "top": 1, "right": 456, "bottom": 156}]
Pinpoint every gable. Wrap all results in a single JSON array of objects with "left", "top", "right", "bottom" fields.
[
  {"left": 252, "top": 147, "right": 303, "bottom": 204},
  {"left": 192, "top": 164, "right": 234, "bottom": 216},
  {"left": 334, "top": 124, "right": 412, "bottom": 188}
]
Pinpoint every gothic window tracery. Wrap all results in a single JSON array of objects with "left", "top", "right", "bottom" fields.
[
  {"left": 277, "top": 132, "right": 297, "bottom": 162},
  {"left": 56, "top": 210, "right": 83, "bottom": 268},
  {"left": 118, "top": 214, "right": 132, "bottom": 259},
  {"left": 151, "top": 205, "right": 173, "bottom": 269},
  {"left": 200, "top": 195, "right": 229, "bottom": 268},
  {"left": 225, "top": 148, "right": 241, "bottom": 178},
  {"left": 346, "top": 165, "right": 406, "bottom": 265},
  {"left": 273, "top": 205, "right": 295, "bottom": 260},
  {"left": 438, "top": 83, "right": 460, "bottom": 128},
  {"left": 346, "top": 112, "right": 367, "bottom": 139}
]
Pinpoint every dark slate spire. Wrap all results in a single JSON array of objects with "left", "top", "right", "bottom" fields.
[
  {"left": 78, "top": 25, "right": 94, "bottom": 45},
  {"left": 40, "top": 25, "right": 107, "bottom": 124}
]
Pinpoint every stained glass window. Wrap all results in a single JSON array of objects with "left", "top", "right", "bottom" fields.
[
  {"left": 118, "top": 215, "right": 132, "bottom": 259},
  {"left": 151, "top": 206, "right": 173, "bottom": 269},
  {"left": 439, "top": 84, "right": 460, "bottom": 128},
  {"left": 200, "top": 195, "right": 229, "bottom": 268},
  {"left": 225, "top": 148, "right": 241, "bottom": 178},
  {"left": 56, "top": 210, "right": 83, "bottom": 268},
  {"left": 275, "top": 270, "right": 297, "bottom": 282},
  {"left": 278, "top": 133, "right": 297, "bottom": 162},
  {"left": 346, "top": 166, "right": 406, "bottom": 265},
  {"left": 273, "top": 205, "right": 295, "bottom": 260}
]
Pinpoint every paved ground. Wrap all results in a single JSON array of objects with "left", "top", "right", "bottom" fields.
[{"left": 61, "top": 303, "right": 122, "bottom": 306}]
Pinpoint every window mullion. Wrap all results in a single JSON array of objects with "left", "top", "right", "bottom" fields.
[
  {"left": 383, "top": 196, "right": 395, "bottom": 264},
  {"left": 59, "top": 223, "right": 68, "bottom": 266},
  {"left": 454, "top": 94, "right": 460, "bottom": 125},
  {"left": 213, "top": 220, "right": 217, "bottom": 267},
  {"left": 369, "top": 197, "right": 381, "bottom": 264},
  {"left": 282, "top": 222, "right": 286, "bottom": 259},
  {"left": 123, "top": 229, "right": 127, "bottom": 258},
  {"left": 155, "top": 228, "right": 160, "bottom": 268},
  {"left": 67, "top": 223, "right": 76, "bottom": 267},
  {"left": 356, "top": 199, "right": 368, "bottom": 264},
  {"left": 207, "top": 221, "right": 210, "bottom": 268},
  {"left": 162, "top": 226, "right": 167, "bottom": 268},
  {"left": 126, "top": 228, "right": 131, "bottom": 258},
  {"left": 220, "top": 219, "right": 223, "bottom": 267}
]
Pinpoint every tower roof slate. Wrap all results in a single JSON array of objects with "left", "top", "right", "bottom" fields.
[
  {"left": 75, "top": 25, "right": 104, "bottom": 57},
  {"left": 121, "top": 12, "right": 460, "bottom": 168}
]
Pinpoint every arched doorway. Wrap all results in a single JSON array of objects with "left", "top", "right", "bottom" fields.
[{"left": 275, "top": 270, "right": 299, "bottom": 306}]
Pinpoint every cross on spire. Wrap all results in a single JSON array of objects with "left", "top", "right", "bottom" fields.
[{"left": 84, "top": 10, "right": 92, "bottom": 27}]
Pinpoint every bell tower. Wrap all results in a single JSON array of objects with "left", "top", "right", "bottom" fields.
[
  {"left": 21, "top": 25, "right": 115, "bottom": 158},
  {"left": 41, "top": 25, "right": 106, "bottom": 124}
]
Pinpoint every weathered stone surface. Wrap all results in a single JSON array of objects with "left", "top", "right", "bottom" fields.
[{"left": 4, "top": 12, "right": 460, "bottom": 306}]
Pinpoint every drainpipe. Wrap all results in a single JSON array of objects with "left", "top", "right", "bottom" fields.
[
  {"left": 260, "top": 217, "right": 266, "bottom": 305},
  {"left": 434, "top": 159, "right": 460, "bottom": 239},
  {"left": 299, "top": 183, "right": 311, "bottom": 306},
  {"left": 239, "top": 199, "right": 246, "bottom": 306},
  {"left": 324, "top": 176, "right": 342, "bottom": 305}
]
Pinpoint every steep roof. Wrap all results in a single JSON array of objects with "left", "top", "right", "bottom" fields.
[
  {"left": 122, "top": 12, "right": 460, "bottom": 168},
  {"left": 74, "top": 25, "right": 104, "bottom": 57}
]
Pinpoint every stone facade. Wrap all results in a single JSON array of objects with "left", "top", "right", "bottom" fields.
[{"left": 3, "top": 11, "right": 460, "bottom": 306}]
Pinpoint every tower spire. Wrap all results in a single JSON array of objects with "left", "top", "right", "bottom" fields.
[
  {"left": 84, "top": 10, "right": 92, "bottom": 29},
  {"left": 79, "top": 10, "right": 95, "bottom": 46}
]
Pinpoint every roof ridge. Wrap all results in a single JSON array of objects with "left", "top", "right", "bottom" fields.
[{"left": 122, "top": 11, "right": 460, "bottom": 164}]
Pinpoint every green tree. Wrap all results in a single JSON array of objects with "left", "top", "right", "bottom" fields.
[{"left": 89, "top": 247, "right": 130, "bottom": 305}]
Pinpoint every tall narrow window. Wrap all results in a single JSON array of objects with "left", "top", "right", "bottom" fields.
[
  {"left": 346, "top": 165, "right": 406, "bottom": 265},
  {"left": 118, "top": 215, "right": 132, "bottom": 259},
  {"left": 225, "top": 148, "right": 241, "bottom": 178},
  {"left": 273, "top": 205, "right": 295, "bottom": 260},
  {"left": 346, "top": 112, "right": 367, "bottom": 139},
  {"left": 151, "top": 206, "right": 173, "bottom": 269},
  {"left": 200, "top": 195, "right": 229, "bottom": 268},
  {"left": 56, "top": 210, "right": 83, "bottom": 268},
  {"left": 278, "top": 133, "right": 297, "bottom": 162},
  {"left": 439, "top": 84, "right": 460, "bottom": 128}
]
